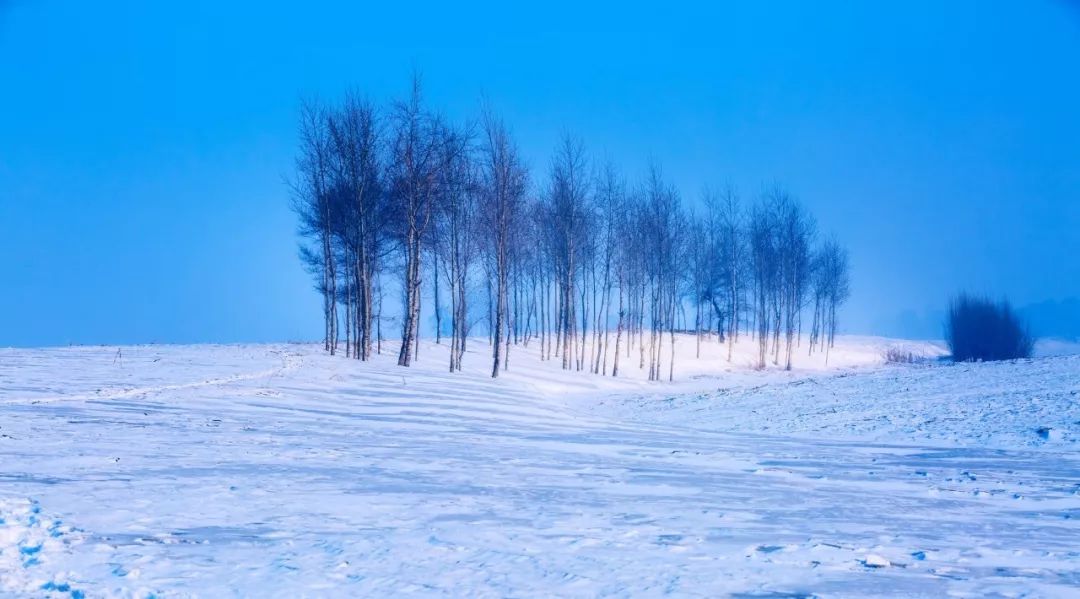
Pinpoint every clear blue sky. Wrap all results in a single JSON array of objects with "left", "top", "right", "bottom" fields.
[{"left": 2, "top": 1, "right": 1079, "bottom": 346}]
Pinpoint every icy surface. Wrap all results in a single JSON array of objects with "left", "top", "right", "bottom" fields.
[{"left": 1, "top": 337, "right": 1078, "bottom": 597}]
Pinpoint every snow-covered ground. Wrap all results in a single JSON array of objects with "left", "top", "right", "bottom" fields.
[{"left": 1, "top": 335, "right": 1078, "bottom": 597}]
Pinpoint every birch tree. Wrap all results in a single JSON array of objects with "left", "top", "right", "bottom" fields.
[
  {"left": 479, "top": 112, "right": 529, "bottom": 378},
  {"left": 387, "top": 76, "right": 442, "bottom": 367},
  {"left": 327, "top": 94, "right": 385, "bottom": 361},
  {"left": 289, "top": 78, "right": 858, "bottom": 381},
  {"left": 433, "top": 124, "right": 477, "bottom": 371},
  {"left": 544, "top": 135, "right": 591, "bottom": 371},
  {"left": 291, "top": 99, "right": 339, "bottom": 354}
]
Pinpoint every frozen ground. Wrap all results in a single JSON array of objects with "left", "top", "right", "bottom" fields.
[{"left": 0, "top": 336, "right": 1078, "bottom": 597}]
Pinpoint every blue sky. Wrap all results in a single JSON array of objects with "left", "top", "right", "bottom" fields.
[{"left": 2, "top": 1, "right": 1079, "bottom": 346}]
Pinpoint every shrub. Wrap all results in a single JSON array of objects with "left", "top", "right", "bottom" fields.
[
  {"left": 884, "top": 347, "right": 916, "bottom": 364},
  {"left": 945, "top": 294, "right": 1034, "bottom": 362}
]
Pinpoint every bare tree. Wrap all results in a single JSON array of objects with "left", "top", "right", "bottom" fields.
[
  {"left": 387, "top": 76, "right": 442, "bottom": 367},
  {"left": 686, "top": 209, "right": 712, "bottom": 358},
  {"left": 290, "top": 99, "right": 339, "bottom": 354},
  {"left": 290, "top": 78, "right": 856, "bottom": 384},
  {"left": 544, "top": 135, "right": 591, "bottom": 371},
  {"left": 774, "top": 192, "right": 815, "bottom": 370},
  {"left": 640, "top": 164, "right": 682, "bottom": 381},
  {"left": 326, "top": 93, "right": 385, "bottom": 361},
  {"left": 591, "top": 161, "right": 622, "bottom": 374},
  {"left": 478, "top": 111, "right": 529, "bottom": 377},
  {"left": 815, "top": 238, "right": 850, "bottom": 362},
  {"left": 433, "top": 124, "right": 477, "bottom": 371},
  {"left": 748, "top": 198, "right": 778, "bottom": 370},
  {"left": 711, "top": 186, "right": 743, "bottom": 361}
]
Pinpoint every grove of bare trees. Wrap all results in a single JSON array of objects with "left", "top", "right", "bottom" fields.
[{"left": 292, "top": 77, "right": 851, "bottom": 379}]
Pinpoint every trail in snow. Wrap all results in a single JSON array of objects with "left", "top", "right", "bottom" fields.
[{"left": 0, "top": 345, "right": 299, "bottom": 405}]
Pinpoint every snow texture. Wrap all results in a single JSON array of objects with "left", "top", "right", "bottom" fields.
[{"left": 1, "top": 336, "right": 1078, "bottom": 597}]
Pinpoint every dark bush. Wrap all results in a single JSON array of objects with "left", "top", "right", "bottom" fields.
[
  {"left": 884, "top": 347, "right": 916, "bottom": 364},
  {"left": 945, "top": 294, "right": 1034, "bottom": 362}
]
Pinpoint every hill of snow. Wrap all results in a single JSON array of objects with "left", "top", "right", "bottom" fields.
[{"left": 1, "top": 335, "right": 1077, "bottom": 597}]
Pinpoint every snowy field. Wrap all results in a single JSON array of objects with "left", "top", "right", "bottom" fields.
[{"left": 1, "top": 336, "right": 1078, "bottom": 597}]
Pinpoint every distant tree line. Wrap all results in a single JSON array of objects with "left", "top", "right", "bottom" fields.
[{"left": 291, "top": 77, "right": 851, "bottom": 379}]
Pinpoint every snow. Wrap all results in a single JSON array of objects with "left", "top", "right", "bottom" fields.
[
  {"left": 611, "top": 353, "right": 1080, "bottom": 448},
  {"left": 1, "top": 335, "right": 1078, "bottom": 597}
]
